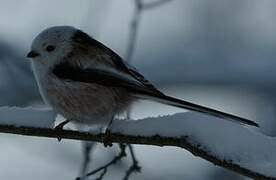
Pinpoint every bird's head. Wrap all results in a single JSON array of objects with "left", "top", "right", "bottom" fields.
[{"left": 27, "top": 26, "right": 79, "bottom": 69}]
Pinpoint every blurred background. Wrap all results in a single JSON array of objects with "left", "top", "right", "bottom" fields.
[{"left": 0, "top": 0, "right": 275, "bottom": 179}]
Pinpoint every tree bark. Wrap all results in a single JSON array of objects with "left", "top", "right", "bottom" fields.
[{"left": 0, "top": 124, "right": 273, "bottom": 180}]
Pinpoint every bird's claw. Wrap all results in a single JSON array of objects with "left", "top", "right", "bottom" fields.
[
  {"left": 103, "top": 129, "right": 113, "bottom": 147},
  {"left": 54, "top": 120, "right": 70, "bottom": 142}
]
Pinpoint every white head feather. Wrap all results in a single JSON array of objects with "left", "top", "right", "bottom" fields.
[{"left": 29, "top": 26, "right": 78, "bottom": 70}]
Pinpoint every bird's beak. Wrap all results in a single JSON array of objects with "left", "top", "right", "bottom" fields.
[{"left": 26, "top": 51, "right": 40, "bottom": 58}]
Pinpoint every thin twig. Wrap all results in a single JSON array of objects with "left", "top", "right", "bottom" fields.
[
  {"left": 95, "top": 167, "right": 107, "bottom": 180},
  {"left": 123, "top": 144, "right": 141, "bottom": 180},
  {"left": 124, "top": 0, "right": 174, "bottom": 178},
  {"left": 124, "top": 0, "right": 144, "bottom": 177},
  {"left": 80, "top": 142, "right": 94, "bottom": 177},
  {"left": 0, "top": 124, "right": 272, "bottom": 180},
  {"left": 126, "top": 0, "right": 174, "bottom": 62},
  {"left": 126, "top": 0, "right": 142, "bottom": 62},
  {"left": 142, "top": 0, "right": 174, "bottom": 10},
  {"left": 76, "top": 144, "right": 127, "bottom": 180}
]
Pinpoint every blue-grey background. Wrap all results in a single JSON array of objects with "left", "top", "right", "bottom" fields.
[{"left": 0, "top": 0, "right": 274, "bottom": 179}]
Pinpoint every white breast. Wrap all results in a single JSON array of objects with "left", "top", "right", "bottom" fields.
[{"left": 31, "top": 61, "right": 133, "bottom": 126}]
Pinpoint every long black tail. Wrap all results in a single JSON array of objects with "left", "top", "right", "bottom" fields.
[{"left": 136, "top": 92, "right": 259, "bottom": 127}]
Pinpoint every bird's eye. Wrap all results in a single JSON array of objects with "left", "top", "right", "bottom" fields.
[{"left": 46, "top": 45, "right": 55, "bottom": 52}]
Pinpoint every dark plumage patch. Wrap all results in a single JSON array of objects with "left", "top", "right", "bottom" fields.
[
  {"left": 72, "top": 30, "right": 108, "bottom": 51},
  {"left": 110, "top": 55, "right": 162, "bottom": 94},
  {"left": 72, "top": 29, "right": 163, "bottom": 95},
  {"left": 52, "top": 61, "right": 156, "bottom": 95}
]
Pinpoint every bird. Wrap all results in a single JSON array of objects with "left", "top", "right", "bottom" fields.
[{"left": 27, "top": 26, "right": 259, "bottom": 131}]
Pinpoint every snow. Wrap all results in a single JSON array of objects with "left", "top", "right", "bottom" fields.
[
  {"left": 0, "top": 106, "right": 56, "bottom": 128},
  {"left": 111, "top": 112, "right": 276, "bottom": 178},
  {"left": 0, "top": 106, "right": 274, "bottom": 178},
  {"left": 0, "top": 105, "right": 238, "bottom": 180}
]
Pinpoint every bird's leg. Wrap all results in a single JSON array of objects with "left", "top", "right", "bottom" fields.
[
  {"left": 54, "top": 119, "right": 71, "bottom": 141},
  {"left": 103, "top": 117, "right": 114, "bottom": 147},
  {"left": 123, "top": 144, "right": 141, "bottom": 180}
]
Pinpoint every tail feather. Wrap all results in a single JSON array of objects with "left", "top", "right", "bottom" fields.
[{"left": 135, "top": 93, "right": 259, "bottom": 127}]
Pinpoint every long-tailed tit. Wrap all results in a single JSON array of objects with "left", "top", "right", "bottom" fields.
[{"left": 27, "top": 26, "right": 258, "bottom": 129}]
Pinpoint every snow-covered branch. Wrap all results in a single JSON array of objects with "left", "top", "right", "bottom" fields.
[
  {"left": 0, "top": 107, "right": 274, "bottom": 180},
  {"left": 0, "top": 123, "right": 269, "bottom": 179}
]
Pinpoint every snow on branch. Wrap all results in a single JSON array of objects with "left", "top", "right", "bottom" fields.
[{"left": 0, "top": 107, "right": 274, "bottom": 180}]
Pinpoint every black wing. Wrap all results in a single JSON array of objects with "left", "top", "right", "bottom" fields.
[
  {"left": 72, "top": 30, "right": 164, "bottom": 96},
  {"left": 110, "top": 53, "right": 162, "bottom": 94},
  {"left": 52, "top": 61, "right": 160, "bottom": 96}
]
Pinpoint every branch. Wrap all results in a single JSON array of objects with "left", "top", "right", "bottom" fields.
[
  {"left": 0, "top": 123, "right": 272, "bottom": 180},
  {"left": 126, "top": 0, "right": 174, "bottom": 62},
  {"left": 78, "top": 144, "right": 127, "bottom": 180},
  {"left": 142, "top": 0, "right": 174, "bottom": 10},
  {"left": 125, "top": 0, "right": 142, "bottom": 62}
]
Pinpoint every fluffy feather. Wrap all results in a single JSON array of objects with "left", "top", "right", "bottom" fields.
[{"left": 28, "top": 26, "right": 259, "bottom": 127}]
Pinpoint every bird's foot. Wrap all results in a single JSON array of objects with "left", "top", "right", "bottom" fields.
[
  {"left": 54, "top": 119, "right": 70, "bottom": 141},
  {"left": 103, "top": 129, "right": 113, "bottom": 147}
]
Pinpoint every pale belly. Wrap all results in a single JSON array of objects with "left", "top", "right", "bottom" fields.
[{"left": 39, "top": 76, "right": 133, "bottom": 125}]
